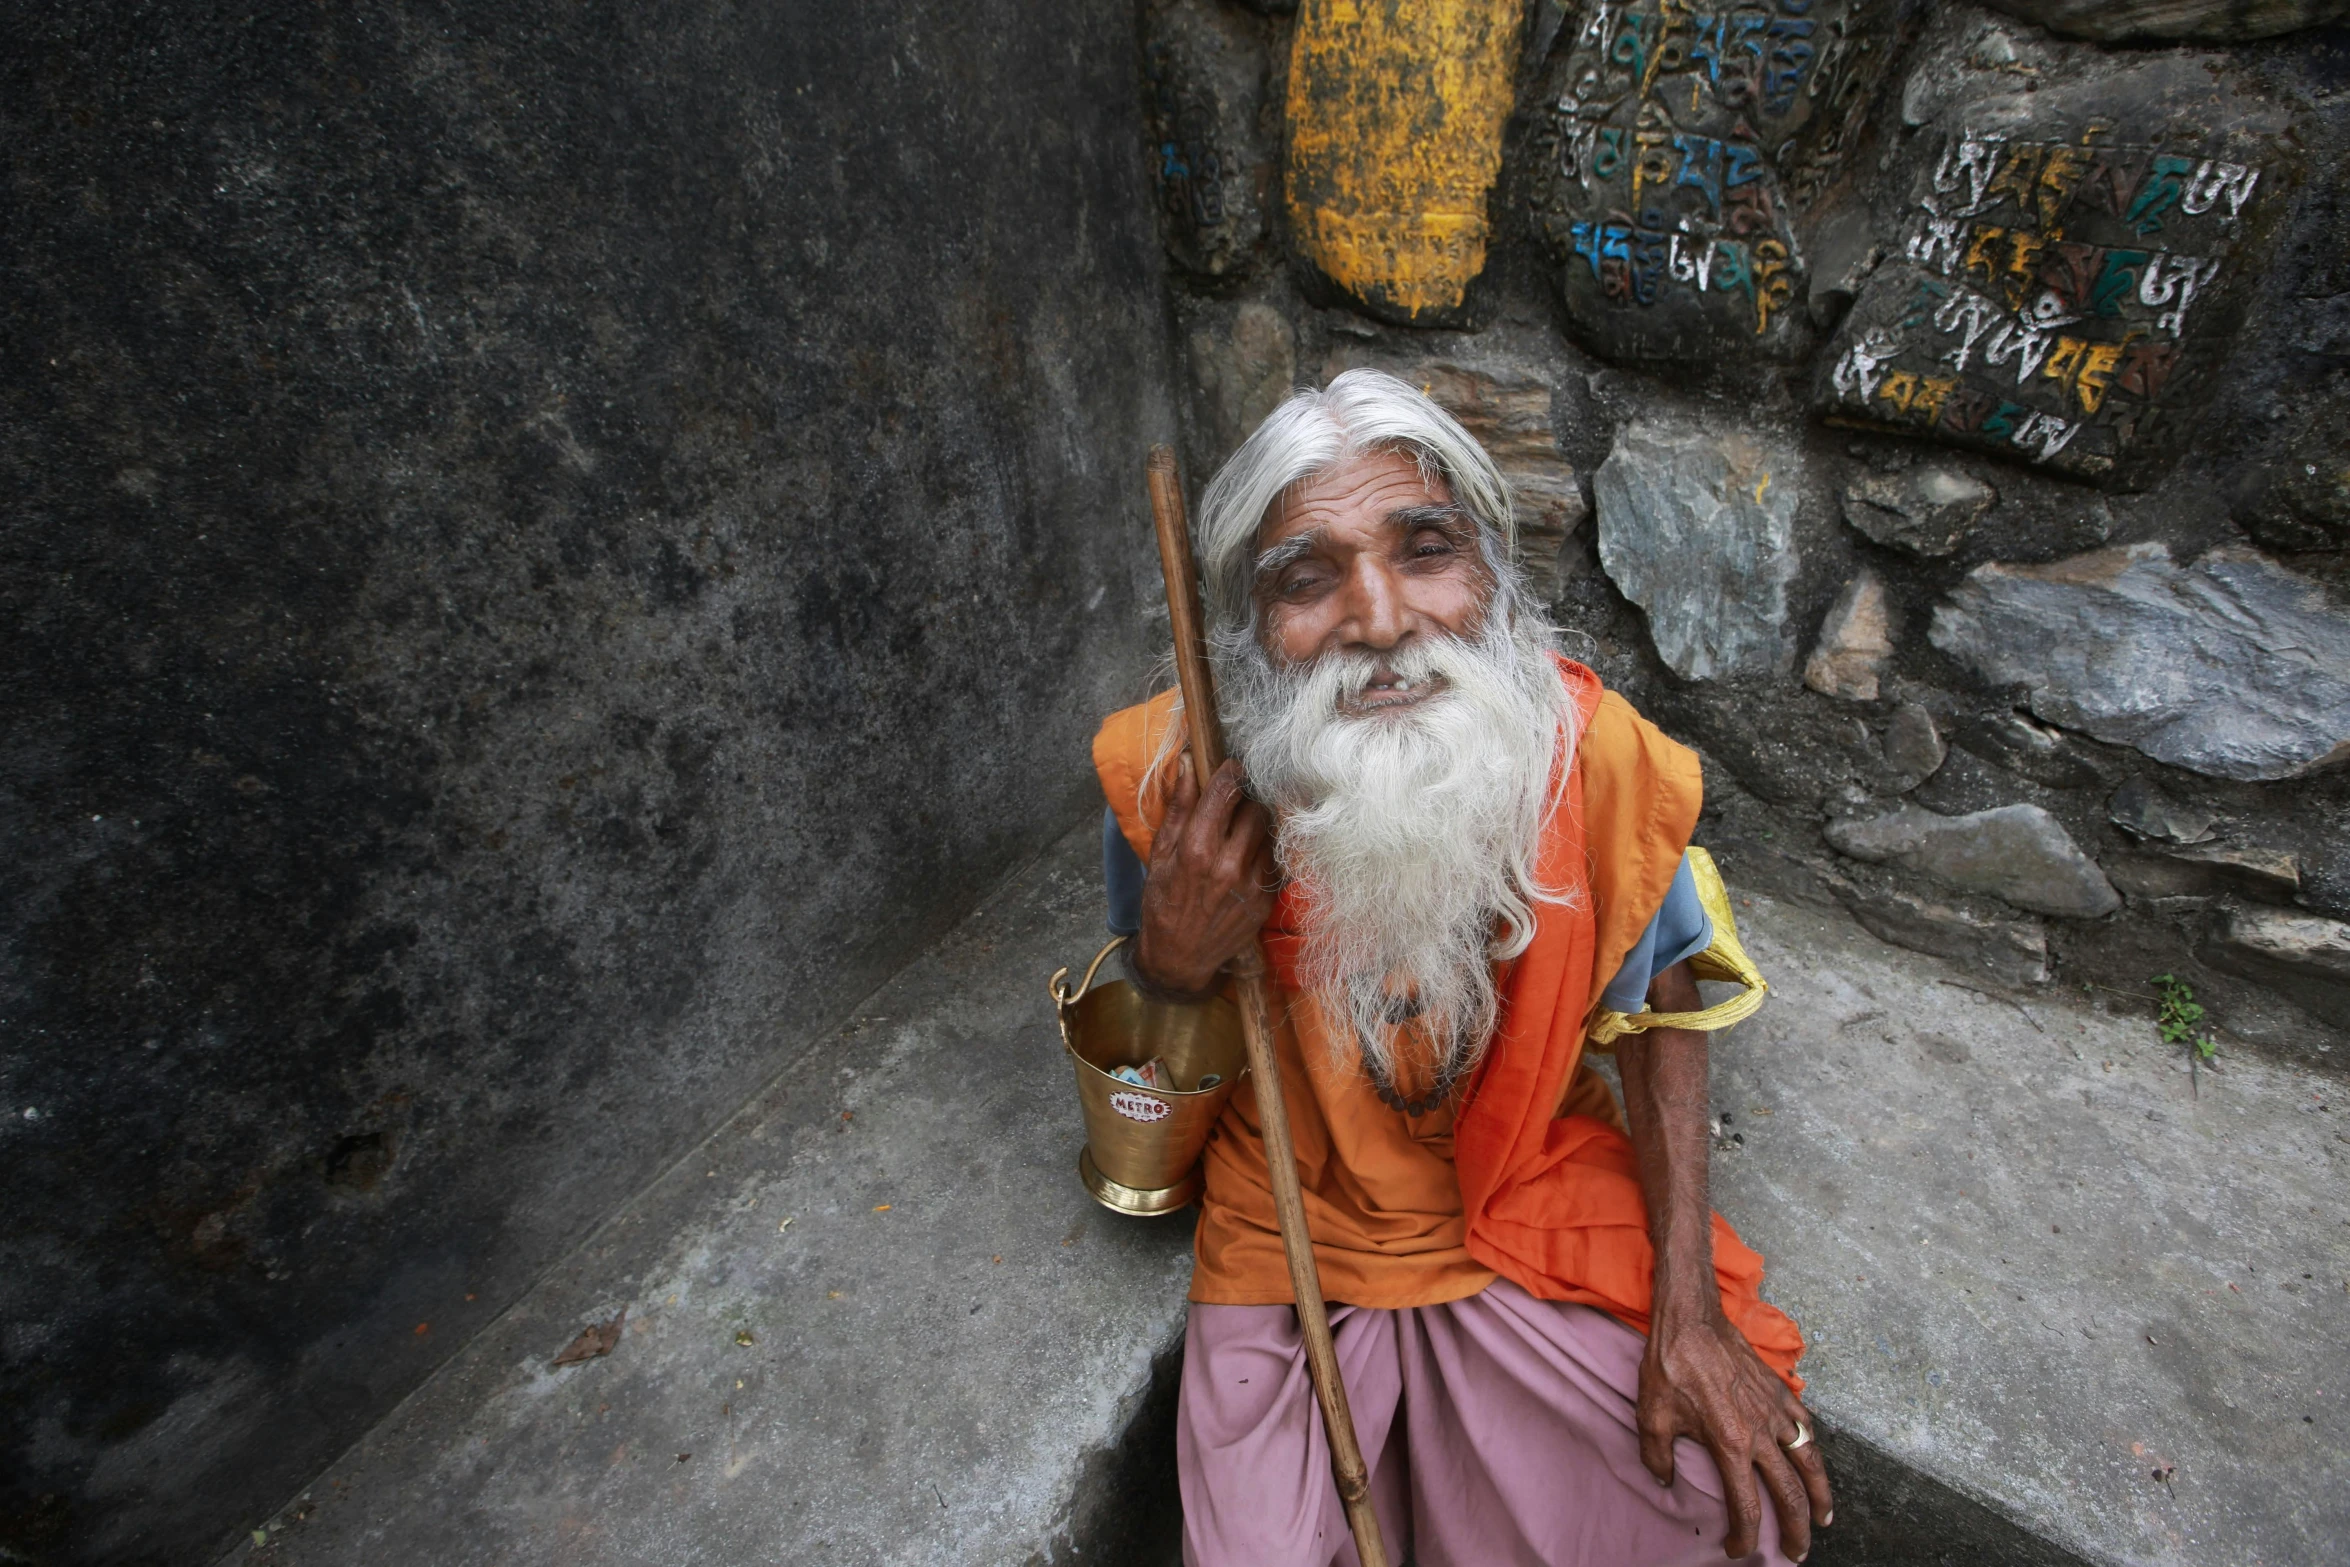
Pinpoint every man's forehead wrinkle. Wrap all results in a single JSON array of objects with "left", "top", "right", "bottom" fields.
[
  {"left": 1261, "top": 456, "right": 1454, "bottom": 553},
  {"left": 1297, "top": 451, "right": 1450, "bottom": 507}
]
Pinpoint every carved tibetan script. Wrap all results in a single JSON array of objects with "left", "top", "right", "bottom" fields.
[
  {"left": 1818, "top": 123, "right": 2288, "bottom": 485},
  {"left": 1529, "top": 1, "right": 1905, "bottom": 363}
]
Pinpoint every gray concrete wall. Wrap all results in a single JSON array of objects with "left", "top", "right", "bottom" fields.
[{"left": 0, "top": 3, "right": 1175, "bottom": 1560}]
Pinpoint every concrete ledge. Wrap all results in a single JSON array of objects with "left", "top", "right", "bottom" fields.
[
  {"left": 1712, "top": 891, "right": 2348, "bottom": 1567},
  {"left": 239, "top": 822, "right": 1191, "bottom": 1565},
  {"left": 235, "top": 828, "right": 2348, "bottom": 1566}
]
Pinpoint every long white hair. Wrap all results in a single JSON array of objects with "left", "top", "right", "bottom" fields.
[{"left": 1170, "top": 369, "right": 1581, "bottom": 1087}]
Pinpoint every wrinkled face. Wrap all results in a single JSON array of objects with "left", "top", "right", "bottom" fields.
[{"left": 1252, "top": 449, "right": 1494, "bottom": 717}]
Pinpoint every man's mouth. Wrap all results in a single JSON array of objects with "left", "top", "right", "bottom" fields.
[{"left": 1340, "top": 667, "right": 1447, "bottom": 716}]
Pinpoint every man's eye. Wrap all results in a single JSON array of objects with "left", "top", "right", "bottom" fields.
[
  {"left": 1409, "top": 531, "right": 1458, "bottom": 558},
  {"left": 1276, "top": 568, "right": 1331, "bottom": 598}
]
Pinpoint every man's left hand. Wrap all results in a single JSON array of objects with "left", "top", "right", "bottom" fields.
[{"left": 1636, "top": 1307, "right": 1832, "bottom": 1561}]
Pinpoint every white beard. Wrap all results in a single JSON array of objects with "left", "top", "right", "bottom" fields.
[{"left": 1219, "top": 612, "right": 1576, "bottom": 1088}]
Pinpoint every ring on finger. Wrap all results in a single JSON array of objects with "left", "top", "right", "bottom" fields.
[{"left": 1781, "top": 1420, "right": 1812, "bottom": 1451}]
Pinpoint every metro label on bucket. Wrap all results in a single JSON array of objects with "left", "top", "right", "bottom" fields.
[{"left": 1108, "top": 1090, "right": 1172, "bottom": 1124}]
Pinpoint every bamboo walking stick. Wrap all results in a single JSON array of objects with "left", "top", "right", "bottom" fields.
[{"left": 1146, "top": 446, "right": 1392, "bottom": 1567}]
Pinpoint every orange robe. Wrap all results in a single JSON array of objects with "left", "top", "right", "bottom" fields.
[{"left": 1093, "top": 659, "right": 1804, "bottom": 1388}]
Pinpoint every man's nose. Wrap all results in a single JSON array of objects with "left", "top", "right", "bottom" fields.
[{"left": 1340, "top": 556, "right": 1411, "bottom": 651}]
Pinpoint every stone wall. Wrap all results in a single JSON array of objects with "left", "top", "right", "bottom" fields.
[
  {"left": 1146, "top": 0, "right": 2350, "bottom": 1052},
  {"left": 0, "top": 2, "right": 1174, "bottom": 1560}
]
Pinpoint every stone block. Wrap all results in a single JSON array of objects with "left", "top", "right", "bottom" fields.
[
  {"left": 1826, "top": 802, "right": 2121, "bottom": 917},
  {"left": 1188, "top": 302, "right": 1297, "bottom": 466},
  {"left": 1951, "top": 708, "right": 2116, "bottom": 790},
  {"left": 1525, "top": 1, "right": 1913, "bottom": 363},
  {"left": 1815, "top": 54, "right": 2298, "bottom": 486},
  {"left": 2104, "top": 853, "right": 2214, "bottom": 904},
  {"left": 1805, "top": 570, "right": 1896, "bottom": 702},
  {"left": 2107, "top": 838, "right": 2300, "bottom": 903},
  {"left": 1820, "top": 865, "right": 2050, "bottom": 985},
  {"left": 1144, "top": 0, "right": 1277, "bottom": 279},
  {"left": 1284, "top": 0, "right": 1524, "bottom": 323},
  {"left": 2106, "top": 775, "right": 2215, "bottom": 844},
  {"left": 1805, "top": 205, "right": 1882, "bottom": 330},
  {"left": 1418, "top": 363, "right": 1586, "bottom": 596},
  {"left": 1841, "top": 465, "right": 1997, "bottom": 556},
  {"left": 1594, "top": 419, "right": 1800, "bottom": 680},
  {"left": 1981, "top": 0, "right": 2350, "bottom": 42},
  {"left": 2202, "top": 906, "right": 2350, "bottom": 1025},
  {"left": 1929, "top": 543, "right": 2350, "bottom": 782},
  {"left": 2165, "top": 839, "right": 2300, "bottom": 894},
  {"left": 1882, "top": 701, "right": 1948, "bottom": 782}
]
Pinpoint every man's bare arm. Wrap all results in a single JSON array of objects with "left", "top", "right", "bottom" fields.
[{"left": 1617, "top": 959, "right": 1832, "bottom": 1561}]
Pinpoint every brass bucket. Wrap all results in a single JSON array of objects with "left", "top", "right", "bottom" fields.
[{"left": 1050, "top": 936, "right": 1248, "bottom": 1216}]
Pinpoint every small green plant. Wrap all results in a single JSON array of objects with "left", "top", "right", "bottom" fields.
[{"left": 2152, "top": 973, "right": 2218, "bottom": 1091}]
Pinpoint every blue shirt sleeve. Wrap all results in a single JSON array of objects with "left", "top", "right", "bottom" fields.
[
  {"left": 1104, "top": 806, "right": 1145, "bottom": 937},
  {"left": 1598, "top": 853, "right": 1713, "bottom": 1013}
]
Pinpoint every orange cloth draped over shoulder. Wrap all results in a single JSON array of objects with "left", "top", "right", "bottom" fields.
[{"left": 1091, "top": 657, "right": 1804, "bottom": 1389}]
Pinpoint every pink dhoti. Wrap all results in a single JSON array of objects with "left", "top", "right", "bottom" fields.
[{"left": 1178, "top": 1277, "right": 1797, "bottom": 1567}]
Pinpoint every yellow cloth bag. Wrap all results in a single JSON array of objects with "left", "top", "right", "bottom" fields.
[{"left": 1586, "top": 847, "right": 1768, "bottom": 1047}]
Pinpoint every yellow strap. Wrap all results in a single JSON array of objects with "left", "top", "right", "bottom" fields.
[{"left": 1586, "top": 846, "right": 1769, "bottom": 1048}]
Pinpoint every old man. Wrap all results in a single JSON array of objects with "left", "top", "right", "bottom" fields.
[{"left": 1092, "top": 370, "right": 1830, "bottom": 1565}]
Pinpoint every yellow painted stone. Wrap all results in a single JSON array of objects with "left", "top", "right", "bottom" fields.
[{"left": 1284, "top": 0, "right": 1528, "bottom": 321}]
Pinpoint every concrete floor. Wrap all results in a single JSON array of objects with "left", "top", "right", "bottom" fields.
[{"left": 233, "top": 822, "right": 2346, "bottom": 1566}]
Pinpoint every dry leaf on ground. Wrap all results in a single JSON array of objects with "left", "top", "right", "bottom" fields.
[{"left": 552, "top": 1308, "right": 627, "bottom": 1367}]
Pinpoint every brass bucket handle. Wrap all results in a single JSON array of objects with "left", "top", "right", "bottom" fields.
[{"left": 1049, "top": 934, "right": 1128, "bottom": 1047}]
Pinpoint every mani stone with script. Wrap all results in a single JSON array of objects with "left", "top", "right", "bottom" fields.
[
  {"left": 1525, "top": 0, "right": 1908, "bottom": 364},
  {"left": 1814, "top": 54, "right": 2295, "bottom": 486},
  {"left": 1284, "top": 0, "right": 1522, "bottom": 324}
]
